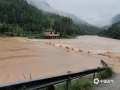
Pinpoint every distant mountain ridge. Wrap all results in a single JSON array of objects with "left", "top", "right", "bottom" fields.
[{"left": 27, "top": 0, "right": 101, "bottom": 34}]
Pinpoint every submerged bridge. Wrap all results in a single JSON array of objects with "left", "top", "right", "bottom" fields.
[{"left": 0, "top": 60, "right": 108, "bottom": 90}]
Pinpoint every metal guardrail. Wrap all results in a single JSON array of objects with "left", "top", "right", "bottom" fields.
[{"left": 0, "top": 60, "right": 108, "bottom": 90}]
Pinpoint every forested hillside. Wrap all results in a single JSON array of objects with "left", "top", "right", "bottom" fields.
[
  {"left": 0, "top": 0, "right": 96, "bottom": 37},
  {"left": 98, "top": 22, "right": 120, "bottom": 39},
  {"left": 27, "top": 0, "right": 101, "bottom": 34}
]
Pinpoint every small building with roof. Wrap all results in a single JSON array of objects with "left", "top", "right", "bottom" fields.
[{"left": 44, "top": 29, "right": 60, "bottom": 39}]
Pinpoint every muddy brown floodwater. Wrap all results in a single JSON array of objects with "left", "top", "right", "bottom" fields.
[{"left": 0, "top": 36, "right": 120, "bottom": 85}]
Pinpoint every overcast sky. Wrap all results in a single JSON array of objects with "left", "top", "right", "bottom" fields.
[{"left": 31, "top": 0, "right": 120, "bottom": 27}]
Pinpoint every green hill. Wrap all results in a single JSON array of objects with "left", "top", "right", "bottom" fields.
[
  {"left": 98, "top": 22, "right": 120, "bottom": 39},
  {"left": 0, "top": 0, "right": 97, "bottom": 37},
  {"left": 28, "top": 0, "right": 101, "bottom": 35}
]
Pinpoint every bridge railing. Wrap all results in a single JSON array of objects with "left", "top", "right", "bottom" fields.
[{"left": 0, "top": 60, "right": 108, "bottom": 90}]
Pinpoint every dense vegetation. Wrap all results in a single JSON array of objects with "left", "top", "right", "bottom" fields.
[
  {"left": 98, "top": 21, "right": 120, "bottom": 39},
  {"left": 0, "top": 0, "right": 98, "bottom": 38},
  {"left": 28, "top": 0, "right": 101, "bottom": 35},
  {"left": 0, "top": 0, "right": 100, "bottom": 37}
]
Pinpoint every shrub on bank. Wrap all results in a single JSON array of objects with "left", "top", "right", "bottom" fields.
[{"left": 96, "top": 67, "right": 114, "bottom": 79}]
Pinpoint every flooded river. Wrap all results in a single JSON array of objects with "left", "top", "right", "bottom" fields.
[{"left": 0, "top": 36, "right": 120, "bottom": 86}]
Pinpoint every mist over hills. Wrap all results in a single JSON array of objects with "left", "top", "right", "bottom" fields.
[
  {"left": 101, "top": 25, "right": 111, "bottom": 30},
  {"left": 112, "top": 14, "right": 120, "bottom": 24},
  {"left": 99, "top": 14, "right": 120, "bottom": 39},
  {"left": 27, "top": 0, "right": 89, "bottom": 25},
  {"left": 27, "top": 0, "right": 101, "bottom": 33},
  {"left": 101, "top": 14, "right": 120, "bottom": 30}
]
